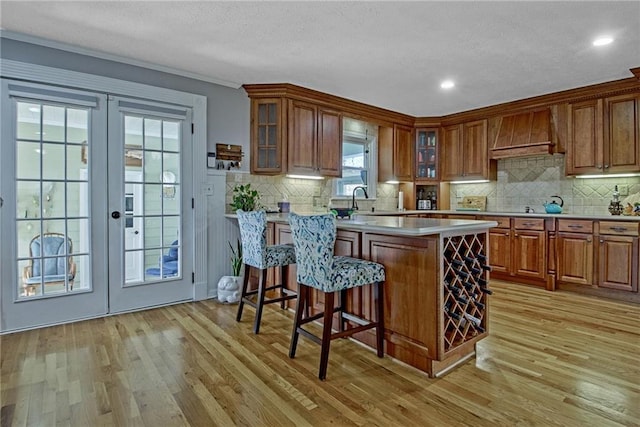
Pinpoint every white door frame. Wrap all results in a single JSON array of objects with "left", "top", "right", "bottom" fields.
[{"left": 0, "top": 61, "right": 209, "bottom": 333}]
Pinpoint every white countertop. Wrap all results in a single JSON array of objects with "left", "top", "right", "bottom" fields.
[
  {"left": 226, "top": 213, "right": 498, "bottom": 237},
  {"left": 357, "top": 209, "right": 640, "bottom": 222}
]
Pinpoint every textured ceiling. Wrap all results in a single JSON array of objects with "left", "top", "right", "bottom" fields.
[{"left": 1, "top": 1, "right": 639, "bottom": 116}]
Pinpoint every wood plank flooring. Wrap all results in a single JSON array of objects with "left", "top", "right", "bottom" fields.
[{"left": 1, "top": 280, "right": 639, "bottom": 426}]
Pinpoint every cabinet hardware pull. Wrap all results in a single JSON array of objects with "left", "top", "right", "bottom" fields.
[
  {"left": 609, "top": 226, "right": 628, "bottom": 232},
  {"left": 600, "top": 239, "right": 604, "bottom": 243},
  {"left": 567, "top": 224, "right": 583, "bottom": 229},
  {"left": 587, "top": 238, "right": 592, "bottom": 242},
  {"left": 604, "top": 164, "right": 609, "bottom": 169},
  {"left": 522, "top": 222, "right": 536, "bottom": 227},
  {"left": 597, "top": 165, "right": 602, "bottom": 169}
]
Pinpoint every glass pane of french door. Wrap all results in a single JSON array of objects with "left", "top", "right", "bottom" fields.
[
  {"left": 107, "top": 98, "right": 193, "bottom": 313},
  {"left": 14, "top": 101, "right": 90, "bottom": 298}
]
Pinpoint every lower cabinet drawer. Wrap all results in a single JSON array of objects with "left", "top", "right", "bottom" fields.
[
  {"left": 558, "top": 219, "right": 594, "bottom": 233},
  {"left": 513, "top": 218, "right": 545, "bottom": 231},
  {"left": 599, "top": 221, "right": 639, "bottom": 236},
  {"left": 480, "top": 216, "right": 510, "bottom": 228}
]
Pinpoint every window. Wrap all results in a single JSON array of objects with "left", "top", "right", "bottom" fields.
[{"left": 333, "top": 118, "right": 377, "bottom": 198}]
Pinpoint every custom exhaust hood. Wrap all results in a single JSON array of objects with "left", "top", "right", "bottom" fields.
[{"left": 490, "top": 108, "right": 554, "bottom": 159}]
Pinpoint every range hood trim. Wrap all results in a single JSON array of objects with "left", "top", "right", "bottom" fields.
[{"left": 490, "top": 109, "right": 553, "bottom": 159}]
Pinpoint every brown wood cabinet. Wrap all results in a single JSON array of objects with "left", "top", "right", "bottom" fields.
[
  {"left": 486, "top": 217, "right": 511, "bottom": 275},
  {"left": 287, "top": 100, "right": 342, "bottom": 177},
  {"left": 566, "top": 94, "right": 640, "bottom": 175},
  {"left": 604, "top": 93, "right": 640, "bottom": 174},
  {"left": 415, "top": 128, "right": 439, "bottom": 181},
  {"left": 556, "top": 219, "right": 640, "bottom": 293},
  {"left": 250, "top": 98, "right": 286, "bottom": 174},
  {"left": 598, "top": 221, "right": 639, "bottom": 292},
  {"left": 441, "top": 120, "right": 493, "bottom": 181},
  {"left": 512, "top": 228, "right": 547, "bottom": 281},
  {"left": 379, "top": 124, "right": 413, "bottom": 182},
  {"left": 557, "top": 220, "right": 595, "bottom": 285},
  {"left": 483, "top": 216, "right": 548, "bottom": 286}
]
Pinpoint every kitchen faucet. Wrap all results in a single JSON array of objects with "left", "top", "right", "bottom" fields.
[{"left": 351, "top": 186, "right": 369, "bottom": 211}]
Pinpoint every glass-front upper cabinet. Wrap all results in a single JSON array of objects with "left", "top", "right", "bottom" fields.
[
  {"left": 415, "top": 128, "right": 438, "bottom": 181},
  {"left": 250, "top": 98, "right": 285, "bottom": 174}
]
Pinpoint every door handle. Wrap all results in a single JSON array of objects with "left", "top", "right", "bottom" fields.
[{"left": 111, "top": 211, "right": 121, "bottom": 219}]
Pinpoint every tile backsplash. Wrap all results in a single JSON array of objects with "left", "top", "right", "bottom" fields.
[
  {"left": 452, "top": 154, "right": 640, "bottom": 215},
  {"left": 225, "top": 154, "right": 640, "bottom": 215},
  {"left": 225, "top": 173, "right": 399, "bottom": 213}
]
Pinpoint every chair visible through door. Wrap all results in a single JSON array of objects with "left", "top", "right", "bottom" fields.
[{"left": 22, "top": 233, "right": 76, "bottom": 296}]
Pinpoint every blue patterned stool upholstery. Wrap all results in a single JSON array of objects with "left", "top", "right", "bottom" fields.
[
  {"left": 236, "top": 210, "right": 297, "bottom": 334},
  {"left": 288, "top": 212, "right": 385, "bottom": 380}
]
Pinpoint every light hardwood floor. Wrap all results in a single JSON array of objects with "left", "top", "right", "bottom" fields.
[{"left": 1, "top": 280, "right": 639, "bottom": 426}]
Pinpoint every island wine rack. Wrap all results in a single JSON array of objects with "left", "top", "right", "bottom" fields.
[{"left": 442, "top": 233, "right": 492, "bottom": 353}]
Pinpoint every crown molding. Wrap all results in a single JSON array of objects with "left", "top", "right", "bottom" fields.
[
  {"left": 245, "top": 70, "right": 640, "bottom": 128},
  {"left": 243, "top": 83, "right": 415, "bottom": 127},
  {"left": 436, "top": 73, "right": 640, "bottom": 125}
]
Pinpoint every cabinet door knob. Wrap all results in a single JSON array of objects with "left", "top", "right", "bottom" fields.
[
  {"left": 587, "top": 238, "right": 592, "bottom": 243},
  {"left": 597, "top": 165, "right": 602, "bottom": 169},
  {"left": 600, "top": 239, "right": 604, "bottom": 243},
  {"left": 604, "top": 164, "right": 609, "bottom": 169}
]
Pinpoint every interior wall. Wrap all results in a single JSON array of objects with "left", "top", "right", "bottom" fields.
[{"left": 0, "top": 37, "right": 251, "bottom": 171}]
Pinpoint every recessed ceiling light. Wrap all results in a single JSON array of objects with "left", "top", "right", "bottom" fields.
[
  {"left": 440, "top": 80, "right": 455, "bottom": 89},
  {"left": 593, "top": 36, "right": 613, "bottom": 46}
]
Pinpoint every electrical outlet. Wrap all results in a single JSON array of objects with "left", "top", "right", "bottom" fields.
[{"left": 618, "top": 185, "right": 629, "bottom": 196}]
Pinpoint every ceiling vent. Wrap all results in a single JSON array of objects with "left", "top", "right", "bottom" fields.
[{"left": 490, "top": 109, "right": 553, "bottom": 159}]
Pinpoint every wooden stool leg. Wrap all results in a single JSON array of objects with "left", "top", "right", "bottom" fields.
[
  {"left": 338, "top": 289, "right": 347, "bottom": 333},
  {"left": 375, "top": 281, "right": 384, "bottom": 358},
  {"left": 289, "top": 284, "right": 307, "bottom": 358},
  {"left": 318, "top": 291, "right": 335, "bottom": 381},
  {"left": 280, "top": 265, "right": 288, "bottom": 310},
  {"left": 253, "top": 269, "right": 268, "bottom": 334},
  {"left": 236, "top": 264, "right": 251, "bottom": 322}
]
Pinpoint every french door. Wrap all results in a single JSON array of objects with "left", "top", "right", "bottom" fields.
[
  {"left": 107, "top": 97, "right": 193, "bottom": 313},
  {"left": 0, "top": 80, "right": 194, "bottom": 332}
]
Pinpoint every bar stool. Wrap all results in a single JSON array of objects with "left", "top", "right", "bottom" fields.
[
  {"left": 236, "top": 210, "right": 297, "bottom": 334},
  {"left": 288, "top": 212, "right": 385, "bottom": 380}
]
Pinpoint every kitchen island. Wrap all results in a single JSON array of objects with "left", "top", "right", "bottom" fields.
[{"left": 230, "top": 213, "right": 498, "bottom": 377}]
